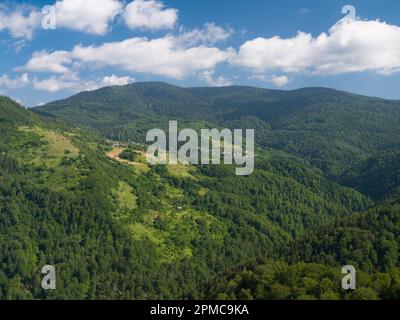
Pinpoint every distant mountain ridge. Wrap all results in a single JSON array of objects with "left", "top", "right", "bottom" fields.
[
  {"left": 34, "top": 82, "right": 400, "bottom": 177},
  {"left": 35, "top": 82, "right": 385, "bottom": 121}
]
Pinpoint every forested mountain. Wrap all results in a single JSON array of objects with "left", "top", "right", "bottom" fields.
[
  {"left": 341, "top": 148, "right": 400, "bottom": 201},
  {"left": 211, "top": 204, "right": 400, "bottom": 300},
  {"left": 287, "top": 204, "right": 400, "bottom": 272},
  {"left": 35, "top": 82, "right": 400, "bottom": 176},
  {"left": 0, "top": 97, "right": 35, "bottom": 125},
  {"left": 2, "top": 80, "right": 400, "bottom": 300},
  {"left": 209, "top": 258, "right": 400, "bottom": 300}
]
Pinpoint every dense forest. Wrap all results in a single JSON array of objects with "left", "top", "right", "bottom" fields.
[
  {"left": 286, "top": 205, "right": 400, "bottom": 272},
  {"left": 36, "top": 83, "right": 400, "bottom": 177},
  {"left": 209, "top": 258, "right": 400, "bottom": 300},
  {"left": 1, "top": 82, "right": 400, "bottom": 300},
  {"left": 341, "top": 148, "right": 400, "bottom": 201}
]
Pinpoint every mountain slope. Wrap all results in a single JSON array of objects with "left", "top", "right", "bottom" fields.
[
  {"left": 0, "top": 96, "right": 35, "bottom": 125},
  {"left": 286, "top": 204, "right": 400, "bottom": 272},
  {"left": 1, "top": 96, "right": 376, "bottom": 299},
  {"left": 34, "top": 83, "right": 400, "bottom": 176},
  {"left": 209, "top": 204, "right": 400, "bottom": 300},
  {"left": 341, "top": 148, "right": 400, "bottom": 201}
]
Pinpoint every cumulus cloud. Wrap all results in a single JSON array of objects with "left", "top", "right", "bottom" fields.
[
  {"left": 71, "top": 36, "right": 233, "bottom": 79},
  {"left": 54, "top": 0, "right": 122, "bottom": 35},
  {"left": 0, "top": 0, "right": 122, "bottom": 40},
  {"left": 0, "top": 5, "right": 41, "bottom": 39},
  {"left": 176, "top": 23, "right": 234, "bottom": 47},
  {"left": 123, "top": 0, "right": 178, "bottom": 30},
  {"left": 33, "top": 76, "right": 78, "bottom": 92},
  {"left": 232, "top": 18, "right": 400, "bottom": 76},
  {"left": 33, "top": 74, "right": 135, "bottom": 92},
  {"left": 249, "top": 74, "right": 289, "bottom": 87},
  {"left": 13, "top": 13, "right": 400, "bottom": 92},
  {"left": 20, "top": 25, "right": 234, "bottom": 80},
  {"left": 17, "top": 50, "right": 72, "bottom": 74},
  {"left": 200, "top": 70, "right": 233, "bottom": 87},
  {"left": 270, "top": 75, "right": 289, "bottom": 87},
  {"left": 100, "top": 74, "right": 135, "bottom": 86},
  {"left": 0, "top": 73, "right": 30, "bottom": 89}
]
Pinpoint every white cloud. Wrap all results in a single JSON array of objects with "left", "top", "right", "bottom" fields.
[
  {"left": 200, "top": 70, "right": 233, "bottom": 87},
  {"left": 33, "top": 74, "right": 135, "bottom": 92},
  {"left": 71, "top": 36, "right": 233, "bottom": 79},
  {"left": 249, "top": 74, "right": 289, "bottom": 87},
  {"left": 33, "top": 75, "right": 79, "bottom": 92},
  {"left": 16, "top": 14, "right": 400, "bottom": 92},
  {"left": 0, "top": 5, "right": 41, "bottom": 39},
  {"left": 270, "top": 75, "right": 289, "bottom": 87},
  {"left": 101, "top": 74, "right": 135, "bottom": 86},
  {"left": 123, "top": 0, "right": 178, "bottom": 30},
  {"left": 0, "top": 73, "right": 30, "bottom": 89},
  {"left": 17, "top": 50, "right": 72, "bottom": 74},
  {"left": 54, "top": 0, "right": 122, "bottom": 35},
  {"left": 233, "top": 18, "right": 400, "bottom": 76},
  {"left": 20, "top": 25, "right": 234, "bottom": 80},
  {"left": 0, "top": 0, "right": 122, "bottom": 39},
  {"left": 176, "top": 23, "right": 234, "bottom": 47}
]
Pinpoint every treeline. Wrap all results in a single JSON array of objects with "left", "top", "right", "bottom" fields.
[
  {"left": 209, "top": 260, "right": 400, "bottom": 300},
  {"left": 341, "top": 148, "right": 400, "bottom": 201},
  {"left": 286, "top": 205, "right": 400, "bottom": 273}
]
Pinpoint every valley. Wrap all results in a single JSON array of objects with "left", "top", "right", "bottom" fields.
[{"left": 1, "top": 83, "right": 400, "bottom": 300}]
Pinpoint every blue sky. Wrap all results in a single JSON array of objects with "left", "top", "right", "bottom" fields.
[{"left": 1, "top": 0, "right": 400, "bottom": 107}]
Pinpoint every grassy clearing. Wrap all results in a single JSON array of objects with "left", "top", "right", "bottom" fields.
[
  {"left": 106, "top": 146, "right": 150, "bottom": 173},
  {"left": 130, "top": 223, "right": 164, "bottom": 245},
  {"left": 128, "top": 205, "right": 226, "bottom": 263},
  {"left": 105, "top": 145, "right": 198, "bottom": 178},
  {"left": 19, "top": 126, "right": 79, "bottom": 158},
  {"left": 114, "top": 181, "right": 137, "bottom": 210},
  {"left": 167, "top": 163, "right": 195, "bottom": 179},
  {"left": 198, "top": 188, "right": 209, "bottom": 197},
  {"left": 14, "top": 126, "right": 84, "bottom": 191},
  {"left": 111, "top": 182, "right": 138, "bottom": 221},
  {"left": 130, "top": 222, "right": 193, "bottom": 263}
]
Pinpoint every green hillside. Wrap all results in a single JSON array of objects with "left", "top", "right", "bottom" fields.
[
  {"left": 341, "top": 148, "right": 400, "bottom": 201},
  {"left": 211, "top": 204, "right": 400, "bottom": 300},
  {"left": 2, "top": 82, "right": 400, "bottom": 300},
  {"left": 287, "top": 204, "right": 400, "bottom": 272},
  {"left": 35, "top": 83, "right": 400, "bottom": 176},
  {"left": 209, "top": 258, "right": 400, "bottom": 300}
]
